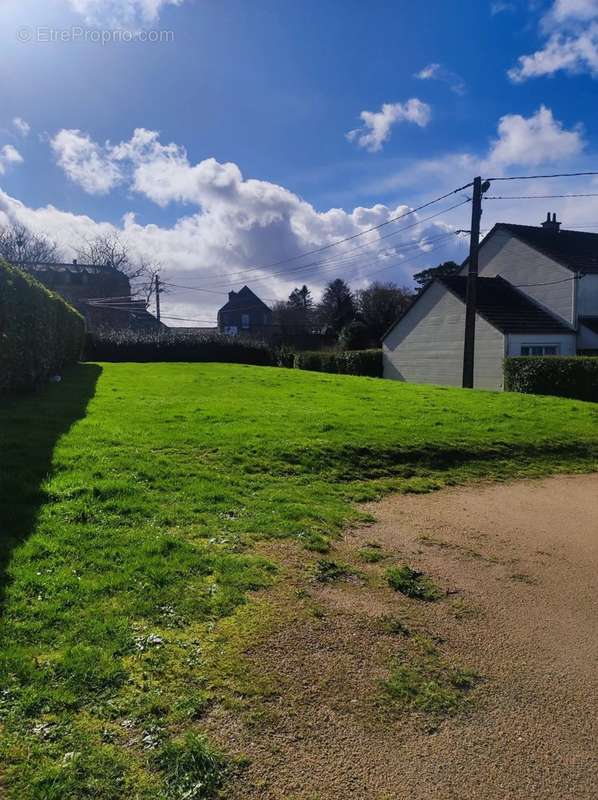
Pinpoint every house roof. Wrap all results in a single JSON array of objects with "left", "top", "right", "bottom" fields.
[
  {"left": 217, "top": 285, "right": 271, "bottom": 315},
  {"left": 20, "top": 260, "right": 122, "bottom": 274},
  {"left": 489, "top": 223, "right": 598, "bottom": 274},
  {"left": 580, "top": 316, "right": 598, "bottom": 334},
  {"left": 440, "top": 275, "right": 574, "bottom": 334}
]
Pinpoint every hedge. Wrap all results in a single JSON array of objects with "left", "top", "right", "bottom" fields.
[
  {"left": 293, "top": 349, "right": 383, "bottom": 377},
  {"left": 85, "top": 329, "right": 276, "bottom": 365},
  {"left": 0, "top": 261, "right": 85, "bottom": 394},
  {"left": 504, "top": 356, "right": 598, "bottom": 402}
]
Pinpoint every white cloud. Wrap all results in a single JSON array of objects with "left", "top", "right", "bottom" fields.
[
  {"left": 13, "top": 117, "right": 30, "bottom": 138},
  {"left": 347, "top": 99, "right": 431, "bottom": 153},
  {"left": 364, "top": 106, "right": 585, "bottom": 197},
  {"left": 51, "top": 129, "right": 123, "bottom": 195},
  {"left": 24, "top": 106, "right": 591, "bottom": 326},
  {"left": 490, "top": 1, "right": 516, "bottom": 14},
  {"left": 0, "top": 145, "right": 24, "bottom": 174},
  {"left": 548, "top": 0, "right": 598, "bottom": 23},
  {"left": 414, "top": 63, "right": 466, "bottom": 94},
  {"left": 9, "top": 125, "right": 463, "bottom": 322},
  {"left": 67, "top": 0, "right": 184, "bottom": 27},
  {"left": 509, "top": 0, "right": 598, "bottom": 80},
  {"left": 486, "top": 106, "right": 584, "bottom": 167}
]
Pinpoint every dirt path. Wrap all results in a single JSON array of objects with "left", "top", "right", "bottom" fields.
[{"left": 209, "top": 475, "right": 598, "bottom": 800}]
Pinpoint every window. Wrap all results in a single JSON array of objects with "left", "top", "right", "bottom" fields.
[
  {"left": 520, "top": 344, "right": 560, "bottom": 356},
  {"left": 241, "top": 313, "right": 250, "bottom": 329}
]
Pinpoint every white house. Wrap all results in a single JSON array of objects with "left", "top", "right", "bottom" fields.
[{"left": 382, "top": 214, "right": 598, "bottom": 390}]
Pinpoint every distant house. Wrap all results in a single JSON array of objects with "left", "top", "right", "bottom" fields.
[
  {"left": 217, "top": 285, "right": 272, "bottom": 337},
  {"left": 19, "top": 260, "right": 159, "bottom": 332},
  {"left": 382, "top": 214, "right": 598, "bottom": 390}
]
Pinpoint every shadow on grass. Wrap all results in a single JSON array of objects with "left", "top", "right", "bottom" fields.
[{"left": 0, "top": 363, "right": 101, "bottom": 611}]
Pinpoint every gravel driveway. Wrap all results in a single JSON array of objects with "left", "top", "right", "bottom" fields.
[{"left": 210, "top": 474, "right": 598, "bottom": 800}]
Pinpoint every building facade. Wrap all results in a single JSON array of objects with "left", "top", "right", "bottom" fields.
[
  {"left": 20, "top": 261, "right": 158, "bottom": 331},
  {"left": 383, "top": 215, "right": 595, "bottom": 390},
  {"left": 217, "top": 285, "right": 272, "bottom": 337}
]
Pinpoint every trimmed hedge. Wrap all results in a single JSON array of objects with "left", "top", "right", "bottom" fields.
[
  {"left": 0, "top": 261, "right": 85, "bottom": 394},
  {"left": 504, "top": 356, "right": 598, "bottom": 402},
  {"left": 293, "top": 349, "right": 383, "bottom": 377},
  {"left": 85, "top": 329, "right": 275, "bottom": 365}
]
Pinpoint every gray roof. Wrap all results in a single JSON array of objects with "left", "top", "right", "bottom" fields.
[
  {"left": 486, "top": 223, "right": 598, "bottom": 274},
  {"left": 441, "top": 276, "right": 574, "bottom": 334}
]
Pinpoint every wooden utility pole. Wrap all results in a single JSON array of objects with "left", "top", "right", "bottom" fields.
[
  {"left": 462, "top": 176, "right": 488, "bottom": 388},
  {"left": 155, "top": 274, "right": 161, "bottom": 326}
]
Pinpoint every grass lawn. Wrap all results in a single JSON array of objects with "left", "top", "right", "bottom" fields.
[{"left": 1, "top": 362, "right": 597, "bottom": 799}]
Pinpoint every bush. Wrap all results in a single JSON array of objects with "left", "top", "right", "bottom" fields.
[
  {"left": 0, "top": 261, "right": 85, "bottom": 394},
  {"left": 85, "top": 329, "right": 276, "bottom": 365},
  {"left": 293, "top": 349, "right": 382, "bottom": 377},
  {"left": 339, "top": 320, "right": 371, "bottom": 351},
  {"left": 504, "top": 356, "right": 598, "bottom": 402}
]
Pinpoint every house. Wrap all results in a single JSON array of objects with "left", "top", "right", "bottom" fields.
[
  {"left": 19, "top": 260, "right": 159, "bottom": 331},
  {"left": 217, "top": 285, "right": 272, "bottom": 337},
  {"left": 383, "top": 214, "right": 598, "bottom": 390}
]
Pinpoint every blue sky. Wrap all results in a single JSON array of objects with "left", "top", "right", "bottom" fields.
[{"left": 0, "top": 0, "right": 596, "bottom": 323}]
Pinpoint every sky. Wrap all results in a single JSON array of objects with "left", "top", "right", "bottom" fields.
[{"left": 0, "top": 0, "right": 596, "bottom": 325}]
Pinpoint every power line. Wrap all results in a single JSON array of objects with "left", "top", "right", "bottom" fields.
[
  {"left": 511, "top": 275, "right": 581, "bottom": 288},
  {"left": 485, "top": 171, "right": 598, "bottom": 182},
  {"left": 163, "top": 199, "right": 470, "bottom": 295},
  {"left": 486, "top": 193, "right": 598, "bottom": 200},
  {"left": 160, "top": 284, "right": 228, "bottom": 296},
  {"left": 160, "top": 186, "right": 473, "bottom": 291},
  {"left": 160, "top": 315, "right": 217, "bottom": 324}
]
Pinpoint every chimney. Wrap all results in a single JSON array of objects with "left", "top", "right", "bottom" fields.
[
  {"left": 541, "top": 212, "right": 561, "bottom": 232},
  {"left": 228, "top": 291, "right": 236, "bottom": 300},
  {"left": 72, "top": 258, "right": 78, "bottom": 266}
]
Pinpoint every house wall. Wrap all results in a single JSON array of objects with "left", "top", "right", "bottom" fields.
[
  {"left": 26, "top": 266, "right": 132, "bottom": 331},
  {"left": 506, "top": 333, "right": 577, "bottom": 356},
  {"left": 577, "top": 324, "right": 598, "bottom": 350},
  {"left": 218, "top": 307, "right": 273, "bottom": 336},
  {"left": 461, "top": 229, "right": 575, "bottom": 324},
  {"left": 383, "top": 282, "right": 505, "bottom": 390},
  {"left": 577, "top": 274, "right": 598, "bottom": 319}
]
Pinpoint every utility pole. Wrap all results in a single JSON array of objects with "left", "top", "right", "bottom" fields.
[
  {"left": 462, "top": 176, "right": 489, "bottom": 388},
  {"left": 155, "top": 273, "right": 161, "bottom": 326}
]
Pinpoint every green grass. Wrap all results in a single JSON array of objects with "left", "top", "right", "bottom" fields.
[
  {"left": 1, "top": 362, "right": 598, "bottom": 797},
  {"left": 312, "top": 559, "right": 353, "bottom": 583},
  {"left": 384, "top": 635, "right": 478, "bottom": 715},
  {"left": 386, "top": 565, "right": 442, "bottom": 601},
  {"left": 358, "top": 544, "right": 388, "bottom": 563}
]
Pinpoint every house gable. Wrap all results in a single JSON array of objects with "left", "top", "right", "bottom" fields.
[
  {"left": 460, "top": 226, "right": 575, "bottom": 325},
  {"left": 383, "top": 281, "right": 505, "bottom": 389},
  {"left": 217, "top": 285, "right": 272, "bottom": 334}
]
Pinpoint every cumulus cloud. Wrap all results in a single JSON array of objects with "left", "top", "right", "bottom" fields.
[
  {"left": 508, "top": 0, "right": 598, "bottom": 80},
  {"left": 365, "top": 105, "right": 585, "bottom": 198},
  {"left": 346, "top": 99, "right": 431, "bottom": 152},
  {"left": 67, "top": 0, "right": 184, "bottom": 27},
  {"left": 0, "top": 145, "right": 24, "bottom": 174},
  {"left": 485, "top": 105, "right": 584, "bottom": 167},
  {"left": 15, "top": 125, "right": 464, "bottom": 323},
  {"left": 29, "top": 105, "right": 589, "bottom": 325},
  {"left": 13, "top": 117, "right": 30, "bottom": 137},
  {"left": 414, "top": 63, "right": 466, "bottom": 95},
  {"left": 51, "top": 129, "right": 123, "bottom": 195}
]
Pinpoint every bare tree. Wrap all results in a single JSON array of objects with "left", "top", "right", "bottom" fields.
[
  {"left": 74, "top": 232, "right": 162, "bottom": 302},
  {"left": 0, "top": 223, "right": 61, "bottom": 265}
]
